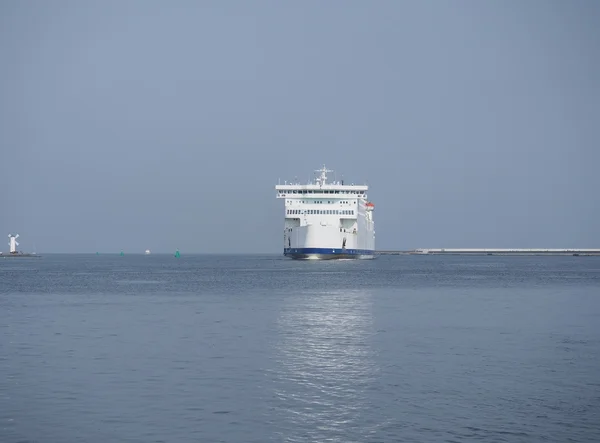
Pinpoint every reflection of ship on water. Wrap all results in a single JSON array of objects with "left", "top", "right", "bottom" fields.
[{"left": 272, "top": 289, "right": 382, "bottom": 439}]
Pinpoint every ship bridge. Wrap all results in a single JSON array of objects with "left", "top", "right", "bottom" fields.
[{"left": 276, "top": 165, "right": 368, "bottom": 197}]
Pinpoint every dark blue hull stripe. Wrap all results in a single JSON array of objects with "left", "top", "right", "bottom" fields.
[{"left": 284, "top": 248, "right": 375, "bottom": 258}]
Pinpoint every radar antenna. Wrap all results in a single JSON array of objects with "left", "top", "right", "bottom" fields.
[{"left": 314, "top": 165, "right": 334, "bottom": 186}]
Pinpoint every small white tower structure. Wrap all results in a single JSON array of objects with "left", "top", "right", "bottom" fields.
[{"left": 8, "top": 234, "right": 19, "bottom": 254}]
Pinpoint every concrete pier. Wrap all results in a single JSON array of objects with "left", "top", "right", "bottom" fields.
[{"left": 377, "top": 249, "right": 600, "bottom": 256}]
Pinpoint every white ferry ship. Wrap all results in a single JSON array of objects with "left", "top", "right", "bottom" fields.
[{"left": 275, "top": 165, "right": 375, "bottom": 259}]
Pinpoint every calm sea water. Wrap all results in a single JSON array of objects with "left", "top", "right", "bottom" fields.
[{"left": 1, "top": 254, "right": 599, "bottom": 442}]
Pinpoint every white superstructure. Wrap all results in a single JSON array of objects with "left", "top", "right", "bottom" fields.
[{"left": 275, "top": 165, "right": 375, "bottom": 259}]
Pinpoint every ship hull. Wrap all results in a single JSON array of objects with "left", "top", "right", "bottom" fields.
[{"left": 284, "top": 248, "right": 375, "bottom": 260}]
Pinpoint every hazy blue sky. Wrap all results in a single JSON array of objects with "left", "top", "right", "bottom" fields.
[{"left": 1, "top": 1, "right": 599, "bottom": 253}]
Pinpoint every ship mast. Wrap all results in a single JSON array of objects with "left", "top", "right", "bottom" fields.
[{"left": 315, "top": 165, "right": 333, "bottom": 186}]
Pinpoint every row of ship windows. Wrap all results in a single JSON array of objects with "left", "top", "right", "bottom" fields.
[
  {"left": 287, "top": 209, "right": 355, "bottom": 215},
  {"left": 286, "top": 200, "right": 352, "bottom": 204},
  {"left": 279, "top": 190, "right": 365, "bottom": 195}
]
